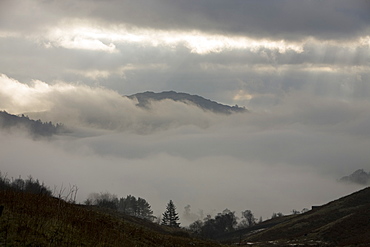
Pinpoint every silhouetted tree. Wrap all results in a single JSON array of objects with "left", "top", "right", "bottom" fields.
[
  {"left": 301, "top": 208, "right": 309, "bottom": 213},
  {"left": 189, "top": 220, "right": 203, "bottom": 236},
  {"left": 258, "top": 216, "right": 263, "bottom": 224},
  {"left": 161, "top": 200, "right": 180, "bottom": 227},
  {"left": 118, "top": 195, "right": 154, "bottom": 220},
  {"left": 0, "top": 111, "right": 63, "bottom": 136},
  {"left": 0, "top": 173, "right": 52, "bottom": 196},
  {"left": 119, "top": 195, "right": 137, "bottom": 215},
  {"left": 214, "top": 209, "right": 237, "bottom": 233},
  {"left": 201, "top": 218, "right": 217, "bottom": 238},
  {"left": 137, "top": 197, "right": 154, "bottom": 220},
  {"left": 238, "top": 210, "right": 256, "bottom": 228},
  {"left": 271, "top": 212, "right": 284, "bottom": 219},
  {"left": 11, "top": 177, "right": 25, "bottom": 191},
  {"left": 97, "top": 198, "right": 118, "bottom": 210},
  {"left": 0, "top": 172, "right": 11, "bottom": 190},
  {"left": 24, "top": 176, "right": 52, "bottom": 196},
  {"left": 291, "top": 209, "right": 300, "bottom": 215},
  {"left": 86, "top": 192, "right": 118, "bottom": 210},
  {"left": 198, "top": 209, "right": 237, "bottom": 239}
]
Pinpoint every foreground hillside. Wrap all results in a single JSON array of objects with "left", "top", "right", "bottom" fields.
[
  {"left": 0, "top": 190, "right": 224, "bottom": 247},
  {"left": 236, "top": 187, "right": 370, "bottom": 246}
]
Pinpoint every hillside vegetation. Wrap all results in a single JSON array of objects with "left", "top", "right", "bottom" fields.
[
  {"left": 237, "top": 187, "right": 370, "bottom": 246},
  {"left": 0, "top": 189, "right": 224, "bottom": 246},
  {"left": 0, "top": 111, "right": 63, "bottom": 137},
  {"left": 0, "top": 170, "right": 369, "bottom": 246},
  {"left": 128, "top": 91, "right": 247, "bottom": 114}
]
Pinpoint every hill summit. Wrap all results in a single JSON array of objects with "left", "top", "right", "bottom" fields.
[
  {"left": 128, "top": 91, "right": 247, "bottom": 114},
  {"left": 340, "top": 169, "right": 370, "bottom": 185}
]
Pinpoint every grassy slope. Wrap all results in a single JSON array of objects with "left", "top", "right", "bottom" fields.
[
  {"left": 0, "top": 190, "right": 224, "bottom": 247},
  {"left": 215, "top": 215, "right": 296, "bottom": 244},
  {"left": 241, "top": 186, "right": 370, "bottom": 246}
]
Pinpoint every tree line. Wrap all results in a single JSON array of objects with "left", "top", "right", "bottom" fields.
[
  {"left": 83, "top": 191, "right": 268, "bottom": 239},
  {"left": 85, "top": 192, "right": 156, "bottom": 221},
  {"left": 1, "top": 171, "right": 310, "bottom": 241},
  {"left": 85, "top": 192, "right": 182, "bottom": 228},
  {"left": 0, "top": 172, "right": 52, "bottom": 196},
  {"left": 188, "top": 209, "right": 259, "bottom": 239},
  {"left": 0, "top": 111, "right": 64, "bottom": 136}
]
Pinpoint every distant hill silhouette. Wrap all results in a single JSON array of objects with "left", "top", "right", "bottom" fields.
[
  {"left": 127, "top": 91, "right": 247, "bottom": 114},
  {"left": 0, "top": 111, "right": 63, "bottom": 137},
  {"left": 340, "top": 169, "right": 370, "bottom": 185}
]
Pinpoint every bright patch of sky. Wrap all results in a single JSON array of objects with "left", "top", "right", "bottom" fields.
[{"left": 41, "top": 21, "right": 304, "bottom": 54}]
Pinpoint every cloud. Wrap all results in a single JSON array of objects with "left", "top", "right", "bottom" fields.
[
  {"left": 40, "top": 21, "right": 304, "bottom": 54},
  {"left": 3, "top": 0, "right": 369, "bottom": 41},
  {"left": 1, "top": 74, "right": 370, "bottom": 224},
  {"left": 1, "top": 0, "right": 369, "bottom": 110},
  {"left": 0, "top": 74, "right": 224, "bottom": 133},
  {"left": 1, "top": 26, "right": 369, "bottom": 111},
  {"left": 0, "top": 74, "right": 53, "bottom": 113}
]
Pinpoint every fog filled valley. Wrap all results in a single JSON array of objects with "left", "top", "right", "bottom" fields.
[{"left": 1, "top": 75, "right": 368, "bottom": 228}]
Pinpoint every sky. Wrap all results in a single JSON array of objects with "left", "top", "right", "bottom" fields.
[{"left": 0, "top": 0, "right": 370, "bottom": 225}]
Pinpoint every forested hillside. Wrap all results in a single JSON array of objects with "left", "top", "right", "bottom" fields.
[
  {"left": 0, "top": 111, "right": 63, "bottom": 136},
  {"left": 128, "top": 91, "right": 247, "bottom": 114},
  {"left": 0, "top": 172, "right": 224, "bottom": 247},
  {"left": 1, "top": 170, "right": 370, "bottom": 246}
]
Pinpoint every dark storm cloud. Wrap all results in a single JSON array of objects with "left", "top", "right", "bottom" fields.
[
  {"left": 74, "top": 0, "right": 368, "bottom": 40},
  {"left": 82, "top": 0, "right": 370, "bottom": 40},
  {"left": 2, "top": 0, "right": 369, "bottom": 40}
]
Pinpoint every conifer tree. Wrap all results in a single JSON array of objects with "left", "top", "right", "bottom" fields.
[{"left": 161, "top": 200, "right": 180, "bottom": 227}]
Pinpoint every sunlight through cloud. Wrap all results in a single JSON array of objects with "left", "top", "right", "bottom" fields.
[{"left": 42, "top": 21, "right": 304, "bottom": 54}]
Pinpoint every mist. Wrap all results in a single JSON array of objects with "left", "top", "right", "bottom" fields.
[{"left": 1, "top": 75, "right": 368, "bottom": 225}]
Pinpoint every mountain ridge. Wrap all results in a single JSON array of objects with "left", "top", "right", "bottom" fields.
[
  {"left": 127, "top": 91, "right": 248, "bottom": 114},
  {"left": 339, "top": 169, "right": 370, "bottom": 185},
  {"left": 0, "top": 111, "right": 63, "bottom": 137}
]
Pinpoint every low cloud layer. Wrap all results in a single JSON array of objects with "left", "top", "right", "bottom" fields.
[
  {"left": 1, "top": 74, "right": 369, "bottom": 224},
  {"left": 0, "top": 127, "right": 363, "bottom": 225},
  {"left": 0, "top": 74, "right": 222, "bottom": 133}
]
